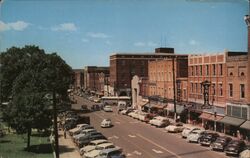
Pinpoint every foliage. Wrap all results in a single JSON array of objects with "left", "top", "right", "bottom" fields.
[{"left": 0, "top": 45, "right": 73, "bottom": 149}]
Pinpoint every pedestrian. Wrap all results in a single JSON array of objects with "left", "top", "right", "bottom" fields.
[{"left": 64, "top": 128, "right": 67, "bottom": 139}]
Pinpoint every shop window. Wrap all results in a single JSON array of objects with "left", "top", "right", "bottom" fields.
[
  {"left": 200, "top": 65, "right": 202, "bottom": 76},
  {"left": 229, "top": 84, "right": 233, "bottom": 97},
  {"left": 219, "top": 84, "right": 223, "bottom": 96},
  {"left": 212, "top": 64, "right": 216, "bottom": 76},
  {"left": 219, "top": 64, "right": 223, "bottom": 75},
  {"left": 206, "top": 65, "right": 209, "bottom": 76},
  {"left": 242, "top": 108, "right": 247, "bottom": 119}
]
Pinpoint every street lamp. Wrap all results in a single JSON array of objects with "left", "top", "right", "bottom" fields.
[{"left": 201, "top": 80, "right": 212, "bottom": 109}]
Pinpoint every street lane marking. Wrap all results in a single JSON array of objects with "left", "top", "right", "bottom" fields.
[
  {"left": 113, "top": 135, "right": 119, "bottom": 139},
  {"left": 128, "top": 134, "right": 136, "bottom": 138},
  {"left": 108, "top": 135, "right": 119, "bottom": 140},
  {"left": 137, "top": 134, "right": 181, "bottom": 158},
  {"left": 133, "top": 150, "right": 142, "bottom": 155},
  {"left": 115, "top": 121, "right": 121, "bottom": 124},
  {"left": 152, "top": 149, "right": 163, "bottom": 154},
  {"left": 126, "top": 153, "right": 132, "bottom": 157}
]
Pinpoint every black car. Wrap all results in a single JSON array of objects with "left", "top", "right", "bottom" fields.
[
  {"left": 225, "top": 140, "right": 246, "bottom": 156},
  {"left": 210, "top": 136, "right": 232, "bottom": 151},
  {"left": 199, "top": 132, "right": 220, "bottom": 146}
]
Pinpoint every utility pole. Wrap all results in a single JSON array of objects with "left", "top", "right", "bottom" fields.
[
  {"left": 172, "top": 57, "right": 177, "bottom": 121},
  {"left": 53, "top": 90, "right": 59, "bottom": 158}
]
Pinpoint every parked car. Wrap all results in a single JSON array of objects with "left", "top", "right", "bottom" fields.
[
  {"left": 240, "top": 145, "right": 250, "bottom": 158},
  {"left": 199, "top": 132, "right": 220, "bottom": 146},
  {"left": 210, "top": 136, "right": 232, "bottom": 151},
  {"left": 73, "top": 129, "right": 97, "bottom": 141},
  {"left": 225, "top": 140, "right": 246, "bottom": 156},
  {"left": 128, "top": 110, "right": 138, "bottom": 118},
  {"left": 120, "top": 108, "right": 134, "bottom": 115},
  {"left": 96, "top": 147, "right": 125, "bottom": 158},
  {"left": 101, "top": 119, "right": 113, "bottom": 128},
  {"left": 71, "top": 125, "right": 95, "bottom": 136},
  {"left": 103, "top": 105, "right": 113, "bottom": 112},
  {"left": 80, "top": 139, "right": 109, "bottom": 155},
  {"left": 77, "top": 132, "right": 106, "bottom": 148},
  {"left": 138, "top": 112, "right": 153, "bottom": 123},
  {"left": 91, "top": 104, "right": 101, "bottom": 111},
  {"left": 84, "top": 143, "right": 116, "bottom": 158},
  {"left": 165, "top": 122, "right": 185, "bottom": 133},
  {"left": 149, "top": 116, "right": 170, "bottom": 127},
  {"left": 181, "top": 126, "right": 203, "bottom": 138},
  {"left": 186, "top": 129, "right": 206, "bottom": 143},
  {"left": 69, "top": 123, "right": 89, "bottom": 136}
]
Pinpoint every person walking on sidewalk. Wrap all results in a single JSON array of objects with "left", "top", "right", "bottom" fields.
[{"left": 64, "top": 128, "right": 67, "bottom": 139}]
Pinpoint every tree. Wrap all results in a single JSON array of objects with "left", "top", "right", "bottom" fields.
[{"left": 0, "top": 45, "right": 73, "bottom": 150}]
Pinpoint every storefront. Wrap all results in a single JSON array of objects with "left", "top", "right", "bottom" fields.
[
  {"left": 218, "top": 116, "right": 245, "bottom": 136},
  {"left": 199, "top": 112, "right": 224, "bottom": 132},
  {"left": 240, "top": 120, "right": 250, "bottom": 141},
  {"left": 165, "top": 103, "right": 187, "bottom": 122}
]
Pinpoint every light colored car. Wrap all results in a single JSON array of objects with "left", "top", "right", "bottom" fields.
[
  {"left": 149, "top": 116, "right": 170, "bottom": 127},
  {"left": 71, "top": 125, "right": 94, "bottom": 136},
  {"left": 131, "top": 111, "right": 140, "bottom": 119},
  {"left": 96, "top": 147, "right": 124, "bottom": 158},
  {"left": 128, "top": 110, "right": 138, "bottom": 117},
  {"left": 101, "top": 119, "right": 112, "bottom": 128},
  {"left": 182, "top": 126, "right": 204, "bottom": 138},
  {"left": 73, "top": 129, "right": 97, "bottom": 141},
  {"left": 165, "top": 123, "right": 185, "bottom": 133},
  {"left": 94, "top": 98, "right": 101, "bottom": 103},
  {"left": 84, "top": 143, "right": 116, "bottom": 158},
  {"left": 79, "top": 139, "right": 109, "bottom": 155},
  {"left": 69, "top": 123, "right": 89, "bottom": 136},
  {"left": 187, "top": 129, "right": 206, "bottom": 143},
  {"left": 103, "top": 105, "right": 113, "bottom": 112}
]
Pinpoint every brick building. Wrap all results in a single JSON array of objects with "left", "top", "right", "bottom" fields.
[
  {"left": 72, "top": 69, "right": 84, "bottom": 91},
  {"left": 83, "top": 66, "right": 109, "bottom": 96},
  {"left": 188, "top": 53, "right": 227, "bottom": 131},
  {"left": 109, "top": 48, "right": 177, "bottom": 97}
]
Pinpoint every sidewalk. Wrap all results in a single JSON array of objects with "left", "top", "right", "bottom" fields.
[{"left": 58, "top": 129, "right": 81, "bottom": 158}]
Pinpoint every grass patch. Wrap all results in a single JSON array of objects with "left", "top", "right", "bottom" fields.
[{"left": 0, "top": 132, "right": 53, "bottom": 158}]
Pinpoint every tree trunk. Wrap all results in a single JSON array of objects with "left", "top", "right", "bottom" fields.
[{"left": 27, "top": 127, "right": 31, "bottom": 150}]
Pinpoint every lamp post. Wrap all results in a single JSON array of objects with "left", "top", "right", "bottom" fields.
[{"left": 201, "top": 80, "right": 212, "bottom": 109}]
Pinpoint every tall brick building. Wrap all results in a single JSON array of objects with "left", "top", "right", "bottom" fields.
[
  {"left": 72, "top": 69, "right": 84, "bottom": 91},
  {"left": 109, "top": 48, "right": 180, "bottom": 96}
]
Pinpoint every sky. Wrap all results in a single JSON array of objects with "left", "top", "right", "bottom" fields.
[{"left": 0, "top": 0, "right": 248, "bottom": 69}]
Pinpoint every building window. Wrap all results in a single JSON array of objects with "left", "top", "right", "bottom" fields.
[
  {"left": 191, "top": 66, "right": 194, "bottom": 76},
  {"left": 212, "top": 83, "right": 216, "bottom": 95},
  {"left": 219, "top": 64, "right": 223, "bottom": 75},
  {"left": 200, "top": 65, "right": 202, "bottom": 76},
  {"left": 240, "top": 72, "right": 245, "bottom": 76},
  {"left": 230, "top": 72, "right": 233, "bottom": 76},
  {"left": 195, "top": 83, "right": 198, "bottom": 93},
  {"left": 212, "top": 64, "right": 216, "bottom": 76},
  {"left": 219, "top": 84, "right": 223, "bottom": 96},
  {"left": 200, "top": 83, "right": 203, "bottom": 94},
  {"left": 206, "top": 65, "right": 209, "bottom": 76},
  {"left": 121, "top": 60, "right": 126, "bottom": 65},
  {"left": 240, "top": 84, "right": 245, "bottom": 98},
  {"left": 191, "top": 83, "right": 194, "bottom": 93},
  {"left": 196, "top": 66, "right": 198, "bottom": 76},
  {"left": 229, "top": 84, "right": 233, "bottom": 97}
]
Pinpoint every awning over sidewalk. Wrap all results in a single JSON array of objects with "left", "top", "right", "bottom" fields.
[
  {"left": 166, "top": 104, "right": 185, "bottom": 114},
  {"left": 240, "top": 120, "right": 250, "bottom": 130},
  {"left": 199, "top": 112, "right": 224, "bottom": 121},
  {"left": 218, "top": 116, "right": 245, "bottom": 126}
]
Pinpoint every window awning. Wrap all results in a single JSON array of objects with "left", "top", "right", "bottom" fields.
[
  {"left": 167, "top": 104, "right": 185, "bottom": 114},
  {"left": 218, "top": 116, "right": 245, "bottom": 126},
  {"left": 199, "top": 112, "right": 223, "bottom": 121},
  {"left": 240, "top": 120, "right": 250, "bottom": 130}
]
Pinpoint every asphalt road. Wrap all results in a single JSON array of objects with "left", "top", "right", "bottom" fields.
[{"left": 72, "top": 95, "right": 229, "bottom": 158}]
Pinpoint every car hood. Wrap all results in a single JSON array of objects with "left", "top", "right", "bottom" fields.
[
  {"left": 85, "top": 150, "right": 101, "bottom": 157},
  {"left": 82, "top": 145, "right": 95, "bottom": 152}
]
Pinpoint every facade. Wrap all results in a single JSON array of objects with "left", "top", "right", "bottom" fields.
[
  {"left": 109, "top": 48, "right": 184, "bottom": 97},
  {"left": 83, "top": 66, "right": 109, "bottom": 96},
  {"left": 72, "top": 69, "right": 84, "bottom": 91},
  {"left": 188, "top": 53, "right": 227, "bottom": 131}
]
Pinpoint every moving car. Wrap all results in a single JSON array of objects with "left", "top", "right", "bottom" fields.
[
  {"left": 149, "top": 116, "right": 170, "bottom": 127},
  {"left": 225, "top": 140, "right": 246, "bottom": 156},
  {"left": 80, "top": 139, "right": 109, "bottom": 155},
  {"left": 101, "top": 119, "right": 113, "bottom": 128},
  {"left": 210, "top": 136, "right": 232, "bottom": 151},
  {"left": 182, "top": 126, "right": 203, "bottom": 138},
  {"left": 199, "top": 132, "right": 220, "bottom": 146},
  {"left": 103, "top": 105, "right": 113, "bottom": 112},
  {"left": 165, "top": 122, "right": 185, "bottom": 133},
  {"left": 186, "top": 129, "right": 206, "bottom": 143},
  {"left": 96, "top": 147, "right": 125, "bottom": 158}
]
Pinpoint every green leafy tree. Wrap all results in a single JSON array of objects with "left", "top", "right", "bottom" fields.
[{"left": 0, "top": 45, "right": 73, "bottom": 150}]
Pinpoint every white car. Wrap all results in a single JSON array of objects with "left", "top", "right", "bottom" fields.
[
  {"left": 165, "top": 123, "right": 185, "bottom": 133},
  {"left": 182, "top": 126, "right": 204, "bottom": 138},
  {"left": 69, "top": 123, "right": 89, "bottom": 136},
  {"left": 103, "top": 105, "right": 113, "bottom": 112},
  {"left": 128, "top": 110, "right": 138, "bottom": 117},
  {"left": 101, "top": 119, "right": 112, "bottom": 128},
  {"left": 187, "top": 129, "right": 206, "bottom": 143},
  {"left": 84, "top": 143, "right": 116, "bottom": 158},
  {"left": 80, "top": 139, "right": 109, "bottom": 155},
  {"left": 149, "top": 116, "right": 170, "bottom": 127}
]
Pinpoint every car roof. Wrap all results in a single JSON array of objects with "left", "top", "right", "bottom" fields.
[
  {"left": 97, "top": 143, "right": 114, "bottom": 147},
  {"left": 90, "top": 139, "right": 108, "bottom": 144},
  {"left": 100, "top": 147, "right": 121, "bottom": 153}
]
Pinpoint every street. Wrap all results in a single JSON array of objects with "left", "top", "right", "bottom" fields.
[{"left": 71, "top": 95, "right": 229, "bottom": 158}]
